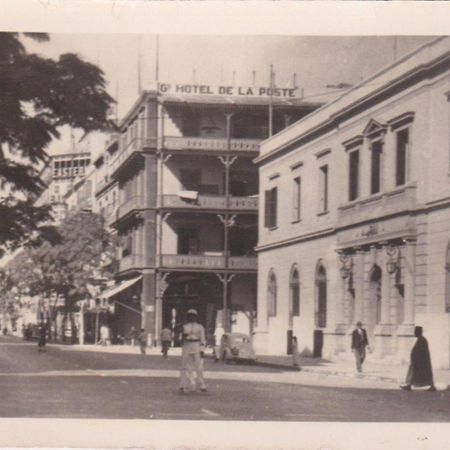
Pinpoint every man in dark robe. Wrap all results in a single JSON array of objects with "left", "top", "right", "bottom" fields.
[
  {"left": 38, "top": 322, "right": 47, "bottom": 352},
  {"left": 401, "top": 326, "right": 436, "bottom": 391}
]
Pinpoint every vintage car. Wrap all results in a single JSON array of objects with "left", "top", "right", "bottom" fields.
[{"left": 214, "top": 332, "right": 257, "bottom": 363}]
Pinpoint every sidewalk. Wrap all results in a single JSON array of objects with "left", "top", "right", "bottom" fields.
[
  {"left": 57, "top": 342, "right": 450, "bottom": 389},
  {"left": 255, "top": 353, "right": 450, "bottom": 388}
]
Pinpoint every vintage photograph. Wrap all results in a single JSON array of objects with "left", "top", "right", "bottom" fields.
[{"left": 1, "top": 2, "right": 450, "bottom": 448}]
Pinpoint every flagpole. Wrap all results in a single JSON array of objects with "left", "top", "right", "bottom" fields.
[
  {"left": 137, "top": 35, "right": 142, "bottom": 95},
  {"left": 269, "top": 64, "right": 273, "bottom": 137},
  {"left": 155, "top": 34, "right": 160, "bottom": 87}
]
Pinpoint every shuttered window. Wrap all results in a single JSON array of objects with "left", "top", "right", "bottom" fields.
[
  {"left": 264, "top": 187, "right": 278, "bottom": 228},
  {"left": 348, "top": 150, "right": 360, "bottom": 201},
  {"left": 396, "top": 128, "right": 408, "bottom": 186},
  {"left": 292, "top": 177, "right": 301, "bottom": 221},
  {"left": 319, "top": 165, "right": 329, "bottom": 213},
  {"left": 370, "top": 140, "right": 383, "bottom": 194}
]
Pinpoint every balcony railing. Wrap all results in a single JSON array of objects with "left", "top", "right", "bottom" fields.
[
  {"left": 337, "top": 183, "right": 417, "bottom": 228},
  {"left": 116, "top": 195, "right": 146, "bottom": 221},
  {"left": 119, "top": 254, "right": 145, "bottom": 272},
  {"left": 95, "top": 175, "right": 112, "bottom": 194},
  {"left": 161, "top": 254, "right": 257, "bottom": 271},
  {"left": 228, "top": 256, "right": 258, "bottom": 270},
  {"left": 110, "top": 137, "right": 156, "bottom": 175},
  {"left": 160, "top": 194, "right": 258, "bottom": 211},
  {"left": 162, "top": 136, "right": 261, "bottom": 153}
]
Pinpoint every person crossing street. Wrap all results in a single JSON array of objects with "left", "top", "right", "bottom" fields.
[
  {"left": 38, "top": 322, "right": 47, "bottom": 352},
  {"left": 179, "top": 309, "right": 207, "bottom": 394},
  {"left": 160, "top": 327, "right": 172, "bottom": 359}
]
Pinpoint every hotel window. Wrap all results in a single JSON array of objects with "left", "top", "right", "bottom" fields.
[
  {"left": 395, "top": 128, "right": 409, "bottom": 186},
  {"left": 348, "top": 150, "right": 360, "bottom": 201},
  {"left": 319, "top": 165, "right": 329, "bottom": 213},
  {"left": 264, "top": 187, "right": 278, "bottom": 229},
  {"left": 370, "top": 139, "right": 383, "bottom": 194},
  {"left": 267, "top": 270, "right": 277, "bottom": 317},
  {"left": 292, "top": 176, "right": 301, "bottom": 222}
]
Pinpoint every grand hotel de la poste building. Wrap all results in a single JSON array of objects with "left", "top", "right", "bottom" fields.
[
  {"left": 97, "top": 82, "right": 320, "bottom": 346},
  {"left": 254, "top": 37, "right": 450, "bottom": 369}
]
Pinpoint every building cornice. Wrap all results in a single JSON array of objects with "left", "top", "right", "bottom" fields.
[
  {"left": 256, "top": 227, "right": 335, "bottom": 253},
  {"left": 255, "top": 44, "right": 450, "bottom": 167},
  {"left": 256, "top": 195, "right": 450, "bottom": 253}
]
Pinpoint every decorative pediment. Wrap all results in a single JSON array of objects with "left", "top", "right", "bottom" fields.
[{"left": 362, "top": 119, "right": 387, "bottom": 138}]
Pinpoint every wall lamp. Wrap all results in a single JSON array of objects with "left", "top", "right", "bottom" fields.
[
  {"left": 386, "top": 245, "right": 400, "bottom": 274},
  {"left": 339, "top": 253, "right": 353, "bottom": 280}
]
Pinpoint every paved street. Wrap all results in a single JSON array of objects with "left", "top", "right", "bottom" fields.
[{"left": 1, "top": 336, "right": 450, "bottom": 422}]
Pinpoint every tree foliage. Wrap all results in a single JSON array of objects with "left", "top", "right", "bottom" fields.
[
  {"left": 6, "top": 211, "right": 117, "bottom": 310},
  {"left": 0, "top": 32, "right": 113, "bottom": 256}
]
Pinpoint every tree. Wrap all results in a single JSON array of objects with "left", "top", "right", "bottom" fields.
[
  {"left": 0, "top": 32, "right": 113, "bottom": 256},
  {"left": 9, "top": 211, "right": 117, "bottom": 309}
]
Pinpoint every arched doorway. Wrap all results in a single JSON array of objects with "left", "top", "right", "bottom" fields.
[
  {"left": 314, "top": 262, "right": 327, "bottom": 357},
  {"left": 368, "top": 264, "right": 382, "bottom": 346},
  {"left": 267, "top": 270, "right": 277, "bottom": 318},
  {"left": 289, "top": 266, "right": 300, "bottom": 329},
  {"left": 315, "top": 263, "right": 327, "bottom": 328}
]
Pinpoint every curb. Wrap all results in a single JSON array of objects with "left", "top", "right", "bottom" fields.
[{"left": 252, "top": 358, "right": 403, "bottom": 383}]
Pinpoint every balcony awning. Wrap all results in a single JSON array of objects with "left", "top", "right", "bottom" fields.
[
  {"left": 177, "top": 190, "right": 199, "bottom": 202},
  {"left": 98, "top": 276, "right": 142, "bottom": 300}
]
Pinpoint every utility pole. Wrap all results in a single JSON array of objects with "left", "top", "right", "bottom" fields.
[
  {"left": 137, "top": 35, "right": 142, "bottom": 95},
  {"left": 269, "top": 64, "right": 274, "bottom": 137}
]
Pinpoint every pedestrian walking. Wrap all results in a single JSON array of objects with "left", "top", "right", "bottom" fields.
[
  {"left": 38, "top": 322, "right": 47, "bottom": 352},
  {"left": 138, "top": 328, "right": 147, "bottom": 355},
  {"left": 351, "top": 321, "right": 369, "bottom": 372},
  {"left": 401, "top": 326, "right": 436, "bottom": 392},
  {"left": 160, "top": 327, "right": 172, "bottom": 359},
  {"left": 292, "top": 336, "right": 301, "bottom": 370},
  {"left": 179, "top": 309, "right": 207, "bottom": 394},
  {"left": 127, "top": 326, "right": 136, "bottom": 346}
]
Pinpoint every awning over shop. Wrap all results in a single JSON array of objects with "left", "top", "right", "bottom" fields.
[{"left": 98, "top": 276, "right": 142, "bottom": 300}]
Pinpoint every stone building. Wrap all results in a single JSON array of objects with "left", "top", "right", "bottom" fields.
[{"left": 255, "top": 37, "right": 450, "bottom": 368}]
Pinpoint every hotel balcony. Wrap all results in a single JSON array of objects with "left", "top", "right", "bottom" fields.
[
  {"left": 110, "top": 137, "right": 157, "bottom": 177},
  {"left": 114, "top": 195, "right": 146, "bottom": 223},
  {"left": 119, "top": 253, "right": 145, "bottom": 273},
  {"left": 162, "top": 136, "right": 261, "bottom": 153},
  {"left": 160, "top": 254, "right": 257, "bottom": 272},
  {"left": 160, "top": 194, "right": 258, "bottom": 212},
  {"left": 337, "top": 183, "right": 417, "bottom": 228},
  {"left": 95, "top": 176, "right": 115, "bottom": 196}
]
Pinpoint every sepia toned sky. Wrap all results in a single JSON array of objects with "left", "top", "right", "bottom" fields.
[{"left": 22, "top": 34, "right": 433, "bottom": 156}]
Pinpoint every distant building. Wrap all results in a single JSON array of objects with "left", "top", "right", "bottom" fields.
[
  {"left": 255, "top": 37, "right": 450, "bottom": 368},
  {"left": 35, "top": 151, "right": 92, "bottom": 224},
  {"left": 100, "top": 87, "right": 321, "bottom": 345},
  {"left": 93, "top": 134, "right": 120, "bottom": 229}
]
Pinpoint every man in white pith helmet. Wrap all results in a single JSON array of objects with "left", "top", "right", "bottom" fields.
[{"left": 179, "top": 308, "right": 207, "bottom": 394}]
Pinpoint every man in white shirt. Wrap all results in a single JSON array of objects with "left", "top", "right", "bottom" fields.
[{"left": 179, "top": 309, "right": 207, "bottom": 393}]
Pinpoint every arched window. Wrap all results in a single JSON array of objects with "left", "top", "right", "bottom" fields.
[
  {"left": 369, "top": 264, "right": 382, "bottom": 325},
  {"left": 290, "top": 267, "right": 300, "bottom": 317},
  {"left": 315, "top": 262, "right": 327, "bottom": 328},
  {"left": 267, "top": 270, "right": 277, "bottom": 317}
]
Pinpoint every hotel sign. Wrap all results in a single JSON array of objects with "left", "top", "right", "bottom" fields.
[{"left": 158, "top": 82, "right": 298, "bottom": 98}]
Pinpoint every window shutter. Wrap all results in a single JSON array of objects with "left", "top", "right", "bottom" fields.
[
  {"left": 264, "top": 190, "right": 270, "bottom": 228},
  {"left": 271, "top": 187, "right": 278, "bottom": 228}
]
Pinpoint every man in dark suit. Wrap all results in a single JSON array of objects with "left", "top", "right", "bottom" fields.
[{"left": 351, "top": 321, "right": 368, "bottom": 372}]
